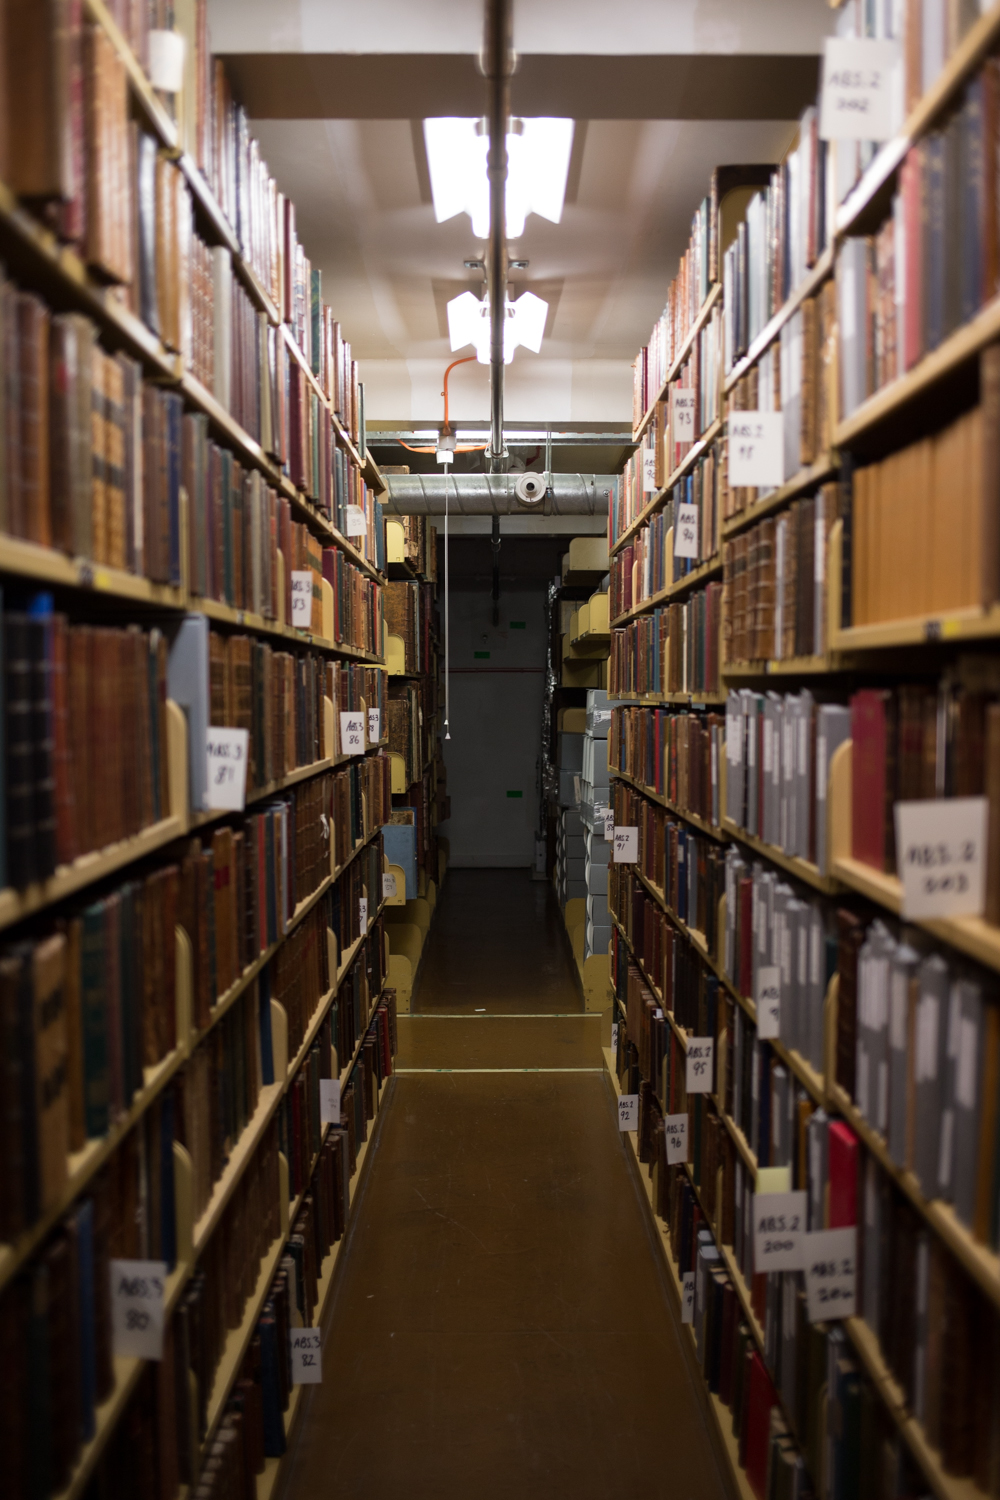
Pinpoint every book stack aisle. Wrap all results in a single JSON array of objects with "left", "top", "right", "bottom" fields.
[
  {"left": 380, "top": 508, "right": 448, "bottom": 1010},
  {"left": 608, "top": 5, "right": 1000, "bottom": 1498},
  {"left": 0, "top": 6, "right": 401, "bottom": 1499}
]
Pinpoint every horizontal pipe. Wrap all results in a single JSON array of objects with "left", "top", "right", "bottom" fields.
[{"left": 382, "top": 473, "right": 617, "bottom": 516}]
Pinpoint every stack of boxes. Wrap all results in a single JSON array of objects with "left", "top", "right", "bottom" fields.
[
  {"left": 582, "top": 690, "right": 614, "bottom": 958},
  {"left": 555, "top": 707, "right": 587, "bottom": 906}
]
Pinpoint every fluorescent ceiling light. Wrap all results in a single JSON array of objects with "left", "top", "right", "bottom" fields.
[
  {"left": 423, "top": 117, "right": 573, "bottom": 238},
  {"left": 447, "top": 290, "right": 548, "bottom": 364}
]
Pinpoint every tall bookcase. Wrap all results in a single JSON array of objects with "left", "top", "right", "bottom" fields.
[
  {"left": 609, "top": 7, "right": 1000, "bottom": 1499},
  {"left": 0, "top": 7, "right": 399, "bottom": 1499}
]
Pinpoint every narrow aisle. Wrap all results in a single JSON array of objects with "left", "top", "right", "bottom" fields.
[{"left": 278, "top": 872, "right": 731, "bottom": 1500}]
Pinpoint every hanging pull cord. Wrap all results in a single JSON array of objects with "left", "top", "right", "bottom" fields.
[{"left": 444, "top": 467, "right": 452, "bottom": 740}]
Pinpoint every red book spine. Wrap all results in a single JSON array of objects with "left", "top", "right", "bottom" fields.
[
  {"left": 851, "top": 689, "right": 888, "bottom": 869},
  {"left": 828, "top": 1120, "right": 859, "bottom": 1227},
  {"left": 902, "top": 147, "right": 923, "bottom": 372},
  {"left": 744, "top": 1351, "right": 777, "bottom": 1499}
]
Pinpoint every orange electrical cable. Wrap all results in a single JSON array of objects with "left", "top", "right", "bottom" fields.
[{"left": 442, "top": 354, "right": 477, "bottom": 429}]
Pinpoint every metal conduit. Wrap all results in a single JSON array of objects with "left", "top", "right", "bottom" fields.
[{"left": 381, "top": 473, "right": 617, "bottom": 515}]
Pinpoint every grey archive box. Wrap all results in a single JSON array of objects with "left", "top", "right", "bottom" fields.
[
  {"left": 557, "top": 732, "right": 584, "bottom": 772},
  {"left": 562, "top": 809, "right": 584, "bottom": 836},
  {"left": 586, "top": 689, "right": 613, "bottom": 737}
]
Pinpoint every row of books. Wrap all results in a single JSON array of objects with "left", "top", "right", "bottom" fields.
[
  {"left": 0, "top": 264, "right": 382, "bottom": 597},
  {"left": 609, "top": 585, "right": 723, "bottom": 700},
  {"left": 724, "top": 282, "right": 835, "bottom": 519},
  {"left": 385, "top": 579, "right": 435, "bottom": 674},
  {"left": 609, "top": 705, "right": 724, "bottom": 832},
  {"left": 722, "top": 106, "right": 830, "bottom": 375},
  {"left": 0, "top": 774, "right": 381, "bottom": 1244},
  {"left": 839, "top": 908, "right": 999, "bottom": 1241},
  {"left": 610, "top": 449, "right": 721, "bottom": 619},
  {"left": 721, "top": 850, "right": 832, "bottom": 1077},
  {"left": 388, "top": 680, "right": 435, "bottom": 790},
  {"left": 4, "top": 601, "right": 172, "bottom": 890},
  {"left": 617, "top": 929, "right": 1000, "bottom": 1493},
  {"left": 844, "top": 379, "right": 1000, "bottom": 628},
  {"left": 386, "top": 510, "right": 438, "bottom": 580},
  {"left": 724, "top": 689, "right": 851, "bottom": 873},
  {"left": 849, "top": 679, "right": 1000, "bottom": 915},
  {"left": 722, "top": 487, "right": 837, "bottom": 666},
  {"left": 608, "top": 786, "right": 726, "bottom": 962},
  {"left": 839, "top": 64, "right": 1000, "bottom": 419},
  {"left": 631, "top": 194, "right": 716, "bottom": 427}
]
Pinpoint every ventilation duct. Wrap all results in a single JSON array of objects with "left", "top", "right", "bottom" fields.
[{"left": 381, "top": 473, "right": 616, "bottom": 515}]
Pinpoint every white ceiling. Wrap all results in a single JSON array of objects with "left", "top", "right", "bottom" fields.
[{"left": 207, "top": 0, "right": 836, "bottom": 423}]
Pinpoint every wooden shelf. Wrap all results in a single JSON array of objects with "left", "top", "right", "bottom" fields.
[
  {"left": 612, "top": 768, "right": 727, "bottom": 844},
  {"left": 255, "top": 1068, "right": 392, "bottom": 1500},
  {"left": 836, "top": 1, "right": 1000, "bottom": 242},
  {"left": 633, "top": 283, "right": 723, "bottom": 441},
  {"left": 612, "top": 419, "right": 724, "bottom": 557},
  {"left": 832, "top": 602, "right": 1000, "bottom": 652},
  {"left": 829, "top": 1082, "right": 1000, "bottom": 1315},
  {"left": 721, "top": 818, "right": 840, "bottom": 894},
  {"left": 721, "top": 453, "right": 839, "bottom": 539},
  {"left": 612, "top": 554, "right": 724, "bottom": 627},
  {"left": 835, "top": 293, "right": 1000, "bottom": 448},
  {"left": 0, "top": 813, "right": 186, "bottom": 935},
  {"left": 844, "top": 1317, "right": 985, "bottom": 1500},
  {"left": 611, "top": 689, "right": 728, "bottom": 707},
  {"left": 831, "top": 853, "right": 1000, "bottom": 975},
  {"left": 602, "top": 1047, "right": 757, "bottom": 1500},
  {"left": 194, "top": 592, "right": 380, "bottom": 661},
  {"left": 721, "top": 655, "right": 837, "bottom": 679},
  {"left": 724, "top": 246, "right": 834, "bottom": 394},
  {"left": 0, "top": 824, "right": 384, "bottom": 1295}
]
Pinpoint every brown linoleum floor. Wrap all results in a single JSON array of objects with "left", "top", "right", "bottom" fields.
[{"left": 277, "top": 871, "right": 732, "bottom": 1500}]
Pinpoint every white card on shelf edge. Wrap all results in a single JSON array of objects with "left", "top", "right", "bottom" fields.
[
  {"left": 613, "top": 826, "right": 638, "bottom": 863},
  {"left": 290, "top": 570, "right": 313, "bottom": 628},
  {"left": 205, "top": 727, "right": 250, "bottom": 811},
  {"left": 340, "top": 712, "right": 365, "bottom": 756},
  {"left": 727, "top": 411, "right": 784, "bottom": 487},
  {"left": 290, "top": 1328, "right": 323, "bottom": 1384},
  {"left": 110, "top": 1259, "right": 167, "bottom": 1360},
  {"left": 618, "top": 1094, "right": 638, "bottom": 1131},
  {"left": 895, "top": 797, "right": 987, "bottom": 920}
]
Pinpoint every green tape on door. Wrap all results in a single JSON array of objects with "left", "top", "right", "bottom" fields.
[{"left": 506, "top": 790, "right": 523, "bottom": 798}]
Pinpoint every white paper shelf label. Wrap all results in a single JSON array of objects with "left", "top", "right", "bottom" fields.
[
  {"left": 681, "top": 1271, "right": 695, "bottom": 1324},
  {"left": 756, "top": 965, "right": 780, "bottom": 1040},
  {"left": 110, "top": 1259, "right": 167, "bottom": 1360},
  {"left": 820, "top": 37, "right": 900, "bottom": 143},
  {"left": 664, "top": 1112, "right": 689, "bottom": 1164},
  {"left": 290, "top": 1328, "right": 323, "bottom": 1384},
  {"left": 642, "top": 450, "right": 657, "bottom": 492},
  {"left": 895, "top": 797, "right": 987, "bottom": 920},
  {"left": 290, "top": 570, "right": 313, "bottom": 629},
  {"left": 674, "top": 389, "right": 696, "bottom": 440},
  {"left": 674, "top": 502, "right": 699, "bottom": 560},
  {"left": 382, "top": 871, "right": 398, "bottom": 900},
  {"left": 345, "top": 504, "right": 367, "bottom": 536},
  {"left": 205, "top": 727, "right": 250, "bottom": 811},
  {"left": 752, "top": 1190, "right": 806, "bottom": 1273},
  {"left": 611, "top": 1022, "right": 619, "bottom": 1053},
  {"left": 728, "top": 411, "right": 784, "bottom": 487},
  {"left": 618, "top": 1094, "right": 638, "bottom": 1131},
  {"left": 685, "top": 1037, "right": 714, "bottom": 1093},
  {"left": 613, "top": 826, "right": 638, "bottom": 863},
  {"left": 804, "top": 1227, "right": 857, "bottom": 1322},
  {"left": 368, "top": 707, "right": 380, "bottom": 744},
  {"left": 319, "top": 1078, "right": 340, "bottom": 1124},
  {"left": 340, "top": 712, "right": 365, "bottom": 756},
  {"left": 359, "top": 897, "right": 368, "bottom": 934},
  {"left": 604, "top": 810, "right": 615, "bottom": 842}
]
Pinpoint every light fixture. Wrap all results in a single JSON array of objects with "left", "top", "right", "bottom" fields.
[
  {"left": 446, "top": 289, "right": 548, "bottom": 365},
  {"left": 423, "top": 117, "right": 574, "bottom": 238}
]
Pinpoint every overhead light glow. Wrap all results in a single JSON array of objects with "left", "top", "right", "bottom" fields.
[
  {"left": 423, "top": 117, "right": 574, "bottom": 238},
  {"left": 446, "top": 290, "right": 548, "bottom": 365}
]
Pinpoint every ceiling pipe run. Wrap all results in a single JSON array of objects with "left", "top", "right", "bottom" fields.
[
  {"left": 381, "top": 473, "right": 616, "bottom": 515},
  {"left": 481, "top": 0, "right": 513, "bottom": 471}
]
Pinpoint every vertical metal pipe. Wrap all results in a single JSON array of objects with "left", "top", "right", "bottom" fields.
[{"left": 482, "top": 0, "right": 512, "bottom": 472}]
